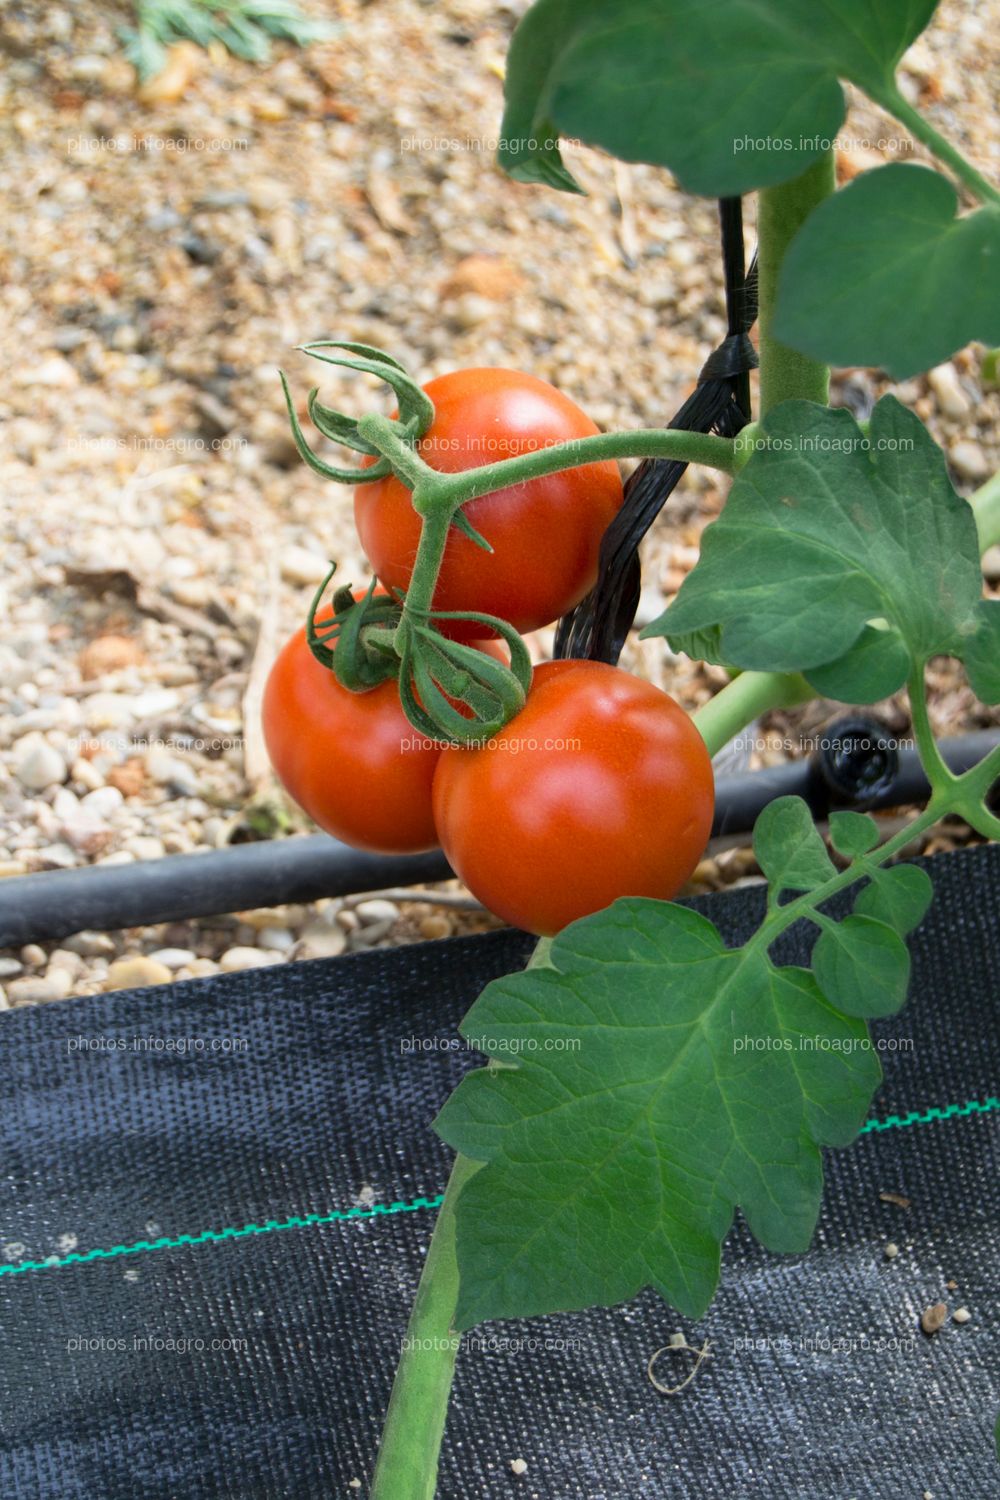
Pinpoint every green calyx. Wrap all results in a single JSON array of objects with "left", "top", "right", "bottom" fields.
[
  {"left": 279, "top": 341, "right": 435, "bottom": 485},
  {"left": 306, "top": 569, "right": 402, "bottom": 690},
  {"left": 307, "top": 566, "right": 534, "bottom": 744},
  {"left": 397, "top": 613, "right": 533, "bottom": 746}
]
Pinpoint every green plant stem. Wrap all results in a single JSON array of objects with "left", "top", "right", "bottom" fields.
[
  {"left": 971, "top": 469, "right": 1000, "bottom": 552},
  {"left": 876, "top": 86, "right": 1000, "bottom": 207},
  {"left": 437, "top": 428, "right": 738, "bottom": 498},
  {"left": 907, "top": 668, "right": 959, "bottom": 792},
  {"left": 692, "top": 671, "right": 812, "bottom": 758},
  {"left": 395, "top": 505, "right": 454, "bottom": 621},
  {"left": 757, "top": 153, "right": 835, "bottom": 414},
  {"left": 950, "top": 739, "right": 1000, "bottom": 841},
  {"left": 370, "top": 1153, "right": 481, "bottom": 1500},
  {"left": 357, "top": 413, "right": 737, "bottom": 499}
]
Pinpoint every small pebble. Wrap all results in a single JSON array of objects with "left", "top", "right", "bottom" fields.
[
  {"left": 354, "top": 899, "right": 401, "bottom": 926},
  {"left": 47, "top": 949, "right": 83, "bottom": 981},
  {"left": 105, "top": 956, "right": 174, "bottom": 991},
  {"left": 125, "top": 836, "right": 166, "bottom": 862},
  {"left": 62, "top": 931, "right": 116, "bottom": 958},
  {"left": 952, "top": 1307, "right": 971, "bottom": 1324},
  {"left": 178, "top": 958, "right": 220, "bottom": 979},
  {"left": 920, "top": 1302, "right": 948, "bottom": 1335},
  {"left": 419, "top": 914, "right": 452, "bottom": 940},
  {"left": 949, "top": 441, "right": 988, "bottom": 481},
  {"left": 884, "top": 1242, "right": 899, "bottom": 1260},
  {"left": 80, "top": 787, "right": 124, "bottom": 820},
  {"left": 510, "top": 1458, "right": 528, "bottom": 1476},
  {"left": 38, "top": 967, "right": 73, "bottom": 1000},
  {"left": 20, "top": 945, "right": 46, "bottom": 968},
  {"left": 295, "top": 923, "right": 348, "bottom": 960},
  {"left": 0, "top": 958, "right": 23, "bottom": 980},
  {"left": 280, "top": 546, "right": 331, "bottom": 586},
  {"left": 8, "top": 975, "right": 71, "bottom": 1004},
  {"left": 927, "top": 362, "right": 971, "bottom": 418},
  {"left": 35, "top": 842, "right": 78, "bottom": 870},
  {"left": 219, "top": 947, "right": 284, "bottom": 973},
  {"left": 60, "top": 816, "right": 114, "bottom": 856},
  {"left": 144, "top": 748, "right": 199, "bottom": 796},
  {"left": 70, "top": 758, "right": 104, "bottom": 792},
  {"left": 14, "top": 735, "right": 67, "bottom": 791},
  {"left": 350, "top": 919, "right": 394, "bottom": 946},
  {"left": 148, "top": 948, "right": 197, "bottom": 971},
  {"left": 258, "top": 927, "right": 295, "bottom": 952}
]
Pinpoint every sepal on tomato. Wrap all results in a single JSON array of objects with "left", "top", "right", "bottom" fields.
[
  {"left": 398, "top": 613, "right": 533, "bottom": 746},
  {"left": 305, "top": 568, "right": 401, "bottom": 690}
]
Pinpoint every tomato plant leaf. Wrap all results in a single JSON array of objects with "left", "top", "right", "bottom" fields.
[
  {"left": 775, "top": 166, "right": 1000, "bottom": 379},
  {"left": 854, "top": 864, "right": 934, "bottom": 935},
  {"left": 754, "top": 796, "right": 835, "bottom": 894},
  {"left": 644, "top": 398, "right": 985, "bottom": 694},
  {"left": 829, "top": 812, "right": 880, "bottom": 858},
  {"left": 962, "top": 600, "right": 1000, "bottom": 704},
  {"left": 435, "top": 897, "right": 882, "bottom": 1330},
  {"left": 498, "top": 0, "right": 938, "bottom": 196},
  {"left": 804, "top": 625, "right": 911, "bottom": 704},
  {"left": 812, "top": 915, "right": 910, "bottom": 1019}
]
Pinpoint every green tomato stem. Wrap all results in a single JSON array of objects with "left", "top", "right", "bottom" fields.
[
  {"left": 432, "top": 427, "right": 737, "bottom": 502},
  {"left": 395, "top": 503, "right": 455, "bottom": 625},
  {"left": 355, "top": 413, "right": 737, "bottom": 511},
  {"left": 907, "top": 667, "right": 960, "bottom": 794},
  {"left": 971, "top": 469, "right": 1000, "bottom": 552},
  {"left": 370, "top": 1153, "right": 482, "bottom": 1500},
  {"left": 692, "top": 671, "right": 813, "bottom": 759},
  {"left": 757, "top": 153, "right": 835, "bottom": 415},
  {"left": 876, "top": 86, "right": 1000, "bottom": 208}
]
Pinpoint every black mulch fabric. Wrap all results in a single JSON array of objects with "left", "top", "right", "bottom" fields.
[{"left": 0, "top": 846, "right": 997, "bottom": 1499}]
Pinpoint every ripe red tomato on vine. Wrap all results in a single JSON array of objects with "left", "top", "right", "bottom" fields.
[
  {"left": 432, "top": 659, "right": 715, "bottom": 935},
  {"left": 354, "top": 367, "right": 623, "bottom": 635},
  {"left": 263, "top": 603, "right": 507, "bottom": 854}
]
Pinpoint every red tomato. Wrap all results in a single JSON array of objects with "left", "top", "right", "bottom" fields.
[
  {"left": 263, "top": 610, "right": 506, "bottom": 854},
  {"left": 432, "top": 660, "right": 715, "bottom": 935},
  {"left": 354, "top": 368, "right": 623, "bottom": 635}
]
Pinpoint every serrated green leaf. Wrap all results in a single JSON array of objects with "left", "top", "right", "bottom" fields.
[
  {"left": 436, "top": 898, "right": 880, "bottom": 1329},
  {"left": 499, "top": 0, "right": 938, "bottom": 197},
  {"left": 829, "top": 812, "right": 880, "bottom": 858},
  {"left": 812, "top": 914, "right": 910, "bottom": 1018},
  {"left": 855, "top": 864, "right": 934, "bottom": 936},
  {"left": 775, "top": 165, "right": 1000, "bottom": 380},
  {"left": 646, "top": 399, "right": 985, "bottom": 697},
  {"left": 805, "top": 624, "right": 911, "bottom": 704},
  {"left": 963, "top": 600, "right": 1000, "bottom": 704},
  {"left": 754, "top": 796, "right": 835, "bottom": 894}
]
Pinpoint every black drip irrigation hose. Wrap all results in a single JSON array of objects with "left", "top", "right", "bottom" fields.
[{"left": 1, "top": 725, "right": 996, "bottom": 949}]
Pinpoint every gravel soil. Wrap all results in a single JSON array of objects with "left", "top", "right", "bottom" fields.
[{"left": 1, "top": 0, "right": 997, "bottom": 1003}]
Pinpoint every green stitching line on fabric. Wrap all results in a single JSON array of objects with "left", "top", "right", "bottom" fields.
[
  {"left": 857, "top": 1094, "right": 999, "bottom": 1133},
  {"left": 1, "top": 1096, "right": 996, "bottom": 1280},
  {"left": 0, "top": 1195, "right": 444, "bottom": 1279}
]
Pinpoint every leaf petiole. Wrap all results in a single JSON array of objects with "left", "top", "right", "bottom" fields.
[{"left": 875, "top": 84, "right": 1000, "bottom": 208}]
